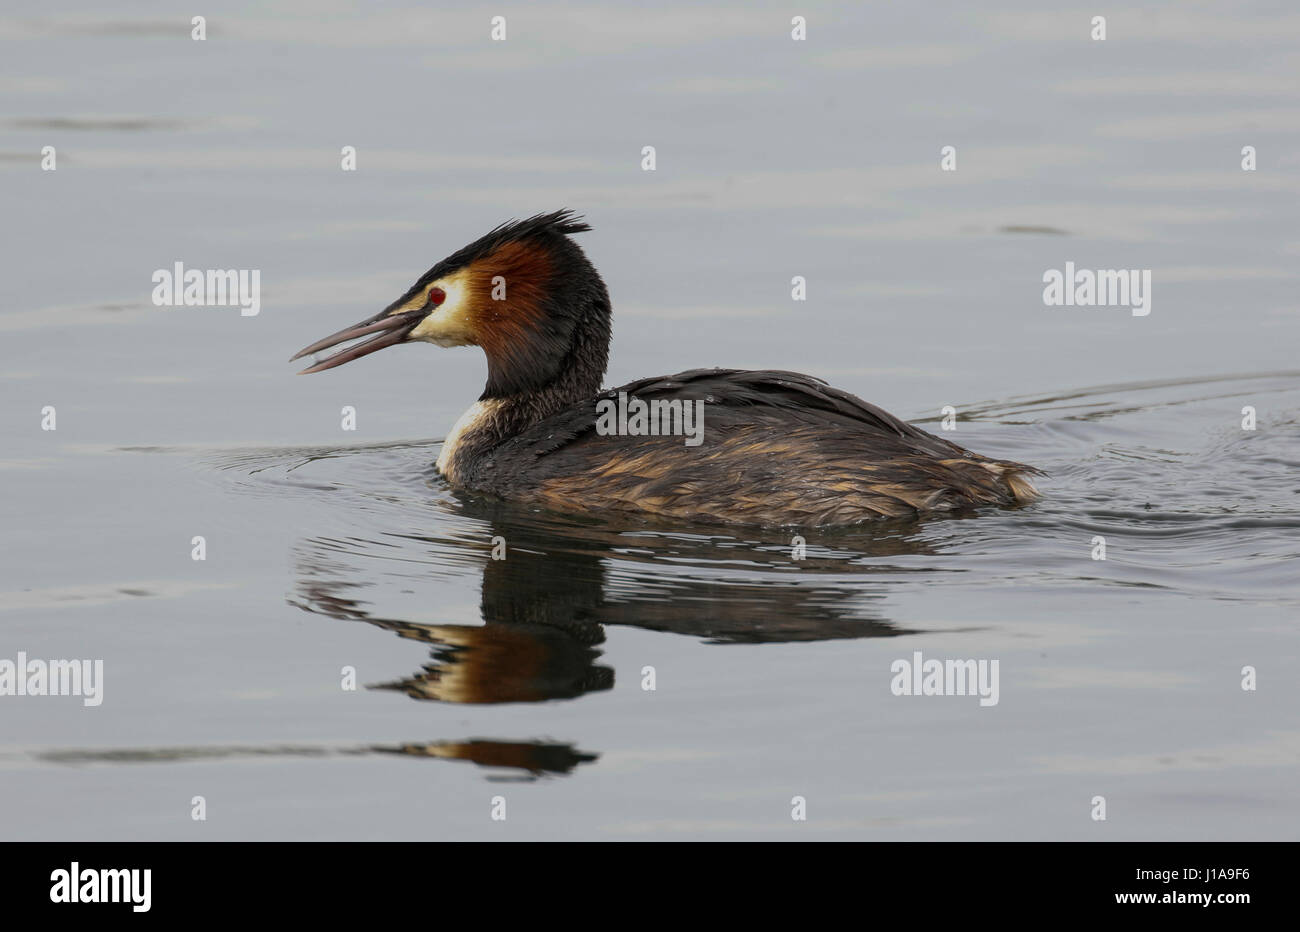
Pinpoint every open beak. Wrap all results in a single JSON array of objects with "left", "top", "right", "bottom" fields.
[{"left": 290, "top": 308, "right": 425, "bottom": 374}]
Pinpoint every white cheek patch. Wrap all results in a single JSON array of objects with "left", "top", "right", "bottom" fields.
[{"left": 408, "top": 269, "right": 476, "bottom": 347}]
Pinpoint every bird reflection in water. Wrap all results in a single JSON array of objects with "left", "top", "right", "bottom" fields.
[
  {"left": 31, "top": 738, "right": 596, "bottom": 782},
  {"left": 290, "top": 494, "right": 936, "bottom": 707},
  {"left": 374, "top": 740, "right": 598, "bottom": 781}
]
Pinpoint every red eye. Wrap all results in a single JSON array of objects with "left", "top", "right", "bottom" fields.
[{"left": 428, "top": 286, "right": 446, "bottom": 306}]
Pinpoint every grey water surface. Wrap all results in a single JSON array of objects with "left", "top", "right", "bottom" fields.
[{"left": 1, "top": 1, "right": 1298, "bottom": 839}]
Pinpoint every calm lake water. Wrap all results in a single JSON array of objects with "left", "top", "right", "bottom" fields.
[{"left": 2, "top": 1, "right": 1298, "bottom": 840}]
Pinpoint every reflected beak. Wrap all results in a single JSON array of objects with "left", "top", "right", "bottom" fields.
[{"left": 290, "top": 308, "right": 425, "bottom": 374}]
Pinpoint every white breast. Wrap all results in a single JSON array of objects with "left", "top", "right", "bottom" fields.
[{"left": 436, "top": 400, "right": 501, "bottom": 483}]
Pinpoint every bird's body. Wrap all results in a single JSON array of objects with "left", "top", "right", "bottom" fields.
[
  {"left": 437, "top": 367, "right": 1037, "bottom": 526},
  {"left": 293, "top": 211, "right": 1040, "bottom": 527}
]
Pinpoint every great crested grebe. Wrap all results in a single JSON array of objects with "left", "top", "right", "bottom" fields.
[{"left": 291, "top": 210, "right": 1040, "bottom": 526}]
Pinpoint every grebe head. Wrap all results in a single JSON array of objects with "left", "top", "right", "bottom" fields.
[{"left": 291, "top": 210, "right": 611, "bottom": 398}]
